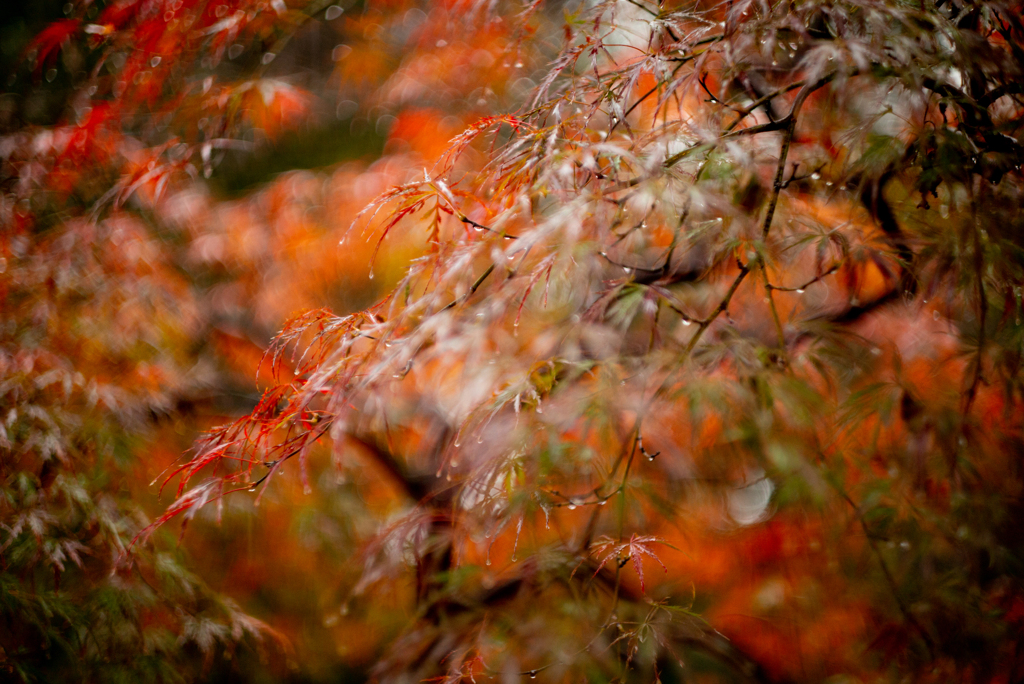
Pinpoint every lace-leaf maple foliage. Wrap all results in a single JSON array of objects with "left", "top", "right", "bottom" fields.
[
  {"left": 145, "top": 0, "right": 1024, "bottom": 682},
  {"left": 0, "top": 0, "right": 343, "bottom": 680}
]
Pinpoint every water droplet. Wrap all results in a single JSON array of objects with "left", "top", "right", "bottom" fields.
[
  {"left": 788, "top": 51, "right": 796, "bottom": 58},
  {"left": 682, "top": 319, "right": 692, "bottom": 326},
  {"left": 477, "top": 434, "right": 484, "bottom": 444},
  {"left": 262, "top": 52, "right": 276, "bottom": 65},
  {"left": 810, "top": 172, "right": 820, "bottom": 180},
  {"left": 599, "top": 500, "right": 607, "bottom": 505},
  {"left": 150, "top": 56, "right": 162, "bottom": 67},
  {"left": 368, "top": 271, "right": 374, "bottom": 280},
  {"left": 796, "top": 288, "right": 805, "bottom": 294},
  {"left": 515, "top": 61, "right": 524, "bottom": 68},
  {"left": 325, "top": 5, "right": 343, "bottom": 20},
  {"left": 568, "top": 504, "right": 576, "bottom": 510},
  {"left": 932, "top": 309, "right": 941, "bottom": 321},
  {"left": 529, "top": 671, "right": 538, "bottom": 679}
]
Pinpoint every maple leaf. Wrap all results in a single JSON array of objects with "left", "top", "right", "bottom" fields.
[
  {"left": 590, "top": 534, "right": 670, "bottom": 594},
  {"left": 24, "top": 19, "right": 80, "bottom": 77}
]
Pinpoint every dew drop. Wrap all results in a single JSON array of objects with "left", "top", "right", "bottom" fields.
[
  {"left": 810, "top": 172, "right": 820, "bottom": 180},
  {"left": 682, "top": 319, "right": 692, "bottom": 326},
  {"left": 325, "top": 4, "right": 343, "bottom": 20},
  {"left": 568, "top": 504, "right": 577, "bottom": 510},
  {"left": 368, "top": 271, "right": 374, "bottom": 280},
  {"left": 599, "top": 500, "right": 607, "bottom": 505},
  {"left": 796, "top": 288, "right": 805, "bottom": 294},
  {"left": 150, "top": 56, "right": 162, "bottom": 67},
  {"left": 515, "top": 61, "right": 524, "bottom": 68},
  {"left": 529, "top": 671, "right": 538, "bottom": 679}
]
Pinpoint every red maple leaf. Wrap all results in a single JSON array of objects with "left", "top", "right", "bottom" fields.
[
  {"left": 591, "top": 534, "right": 670, "bottom": 593},
  {"left": 24, "top": 19, "right": 81, "bottom": 77}
]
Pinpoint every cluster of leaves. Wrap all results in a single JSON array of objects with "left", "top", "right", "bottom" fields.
[
  {"left": 155, "top": 0, "right": 1024, "bottom": 682},
  {"left": 0, "top": 0, "right": 348, "bottom": 680}
]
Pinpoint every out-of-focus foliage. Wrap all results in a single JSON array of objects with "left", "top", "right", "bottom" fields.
[
  {"left": 0, "top": 0, "right": 338, "bottom": 680},
  {"left": 5, "top": 0, "right": 1024, "bottom": 683}
]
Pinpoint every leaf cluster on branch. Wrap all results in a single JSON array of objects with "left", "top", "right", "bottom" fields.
[{"left": 3, "top": 0, "right": 1024, "bottom": 682}]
